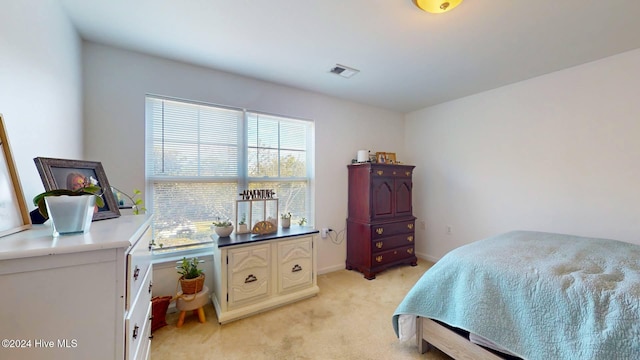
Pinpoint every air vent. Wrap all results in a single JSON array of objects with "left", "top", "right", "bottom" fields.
[{"left": 330, "top": 64, "right": 360, "bottom": 78}]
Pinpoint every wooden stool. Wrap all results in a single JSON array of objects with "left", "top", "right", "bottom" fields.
[{"left": 176, "top": 285, "right": 209, "bottom": 328}]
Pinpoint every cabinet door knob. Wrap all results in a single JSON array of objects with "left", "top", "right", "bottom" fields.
[
  {"left": 244, "top": 274, "right": 257, "bottom": 283},
  {"left": 376, "top": 241, "right": 383, "bottom": 249},
  {"left": 407, "top": 223, "right": 414, "bottom": 230},
  {"left": 375, "top": 228, "right": 384, "bottom": 235},
  {"left": 292, "top": 264, "right": 302, "bottom": 272}
]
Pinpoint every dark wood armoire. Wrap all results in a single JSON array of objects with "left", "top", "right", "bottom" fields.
[{"left": 346, "top": 163, "right": 417, "bottom": 279}]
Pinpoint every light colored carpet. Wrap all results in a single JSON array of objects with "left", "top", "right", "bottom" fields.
[{"left": 150, "top": 260, "right": 451, "bottom": 360}]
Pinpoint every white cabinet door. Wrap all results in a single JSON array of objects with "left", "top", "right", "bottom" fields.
[
  {"left": 227, "top": 244, "right": 270, "bottom": 307},
  {"left": 277, "top": 237, "right": 313, "bottom": 293}
]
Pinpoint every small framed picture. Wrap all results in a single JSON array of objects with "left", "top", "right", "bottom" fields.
[
  {"left": 385, "top": 153, "right": 396, "bottom": 164},
  {"left": 0, "top": 114, "right": 31, "bottom": 237},
  {"left": 34, "top": 157, "right": 121, "bottom": 221},
  {"left": 376, "top": 152, "right": 386, "bottom": 164}
]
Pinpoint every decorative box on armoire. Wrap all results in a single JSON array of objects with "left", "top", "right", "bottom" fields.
[{"left": 346, "top": 163, "right": 417, "bottom": 280}]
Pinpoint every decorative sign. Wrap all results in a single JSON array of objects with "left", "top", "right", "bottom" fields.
[{"left": 238, "top": 189, "right": 276, "bottom": 200}]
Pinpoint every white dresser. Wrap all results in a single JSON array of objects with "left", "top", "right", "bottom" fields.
[
  {"left": 0, "top": 215, "right": 153, "bottom": 360},
  {"left": 211, "top": 228, "right": 319, "bottom": 324}
]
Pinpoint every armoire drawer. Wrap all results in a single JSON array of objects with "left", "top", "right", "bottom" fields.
[
  {"left": 371, "top": 220, "right": 415, "bottom": 240},
  {"left": 371, "top": 245, "right": 415, "bottom": 266},
  {"left": 372, "top": 233, "right": 415, "bottom": 253}
]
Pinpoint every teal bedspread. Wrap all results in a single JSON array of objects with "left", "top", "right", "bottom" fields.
[{"left": 392, "top": 231, "right": 640, "bottom": 360}]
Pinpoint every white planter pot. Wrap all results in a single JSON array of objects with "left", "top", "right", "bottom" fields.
[
  {"left": 45, "top": 195, "right": 96, "bottom": 236},
  {"left": 214, "top": 225, "right": 234, "bottom": 237},
  {"left": 281, "top": 218, "right": 290, "bottom": 229}
]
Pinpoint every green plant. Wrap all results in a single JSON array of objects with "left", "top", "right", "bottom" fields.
[
  {"left": 212, "top": 218, "right": 232, "bottom": 227},
  {"left": 281, "top": 212, "right": 292, "bottom": 219},
  {"left": 112, "top": 186, "right": 146, "bottom": 215},
  {"left": 176, "top": 257, "right": 204, "bottom": 279},
  {"left": 298, "top": 217, "right": 307, "bottom": 226},
  {"left": 239, "top": 214, "right": 246, "bottom": 225},
  {"left": 33, "top": 182, "right": 105, "bottom": 219}
]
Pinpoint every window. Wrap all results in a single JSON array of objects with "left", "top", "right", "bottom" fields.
[{"left": 146, "top": 96, "right": 313, "bottom": 253}]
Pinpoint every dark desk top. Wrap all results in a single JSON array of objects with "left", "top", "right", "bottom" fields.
[{"left": 212, "top": 226, "right": 319, "bottom": 248}]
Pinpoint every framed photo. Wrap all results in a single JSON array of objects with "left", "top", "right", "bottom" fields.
[
  {"left": 376, "top": 152, "right": 386, "bottom": 164},
  {"left": 34, "top": 157, "right": 120, "bottom": 221},
  {"left": 0, "top": 114, "right": 31, "bottom": 237},
  {"left": 385, "top": 152, "right": 397, "bottom": 164}
]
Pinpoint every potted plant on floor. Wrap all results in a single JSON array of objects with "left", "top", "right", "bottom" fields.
[
  {"left": 176, "top": 257, "right": 205, "bottom": 294},
  {"left": 212, "top": 218, "right": 234, "bottom": 237},
  {"left": 33, "top": 180, "right": 105, "bottom": 235}
]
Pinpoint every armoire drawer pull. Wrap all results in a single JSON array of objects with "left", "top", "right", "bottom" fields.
[
  {"left": 375, "top": 255, "right": 383, "bottom": 263},
  {"left": 407, "top": 223, "right": 414, "bottom": 230},
  {"left": 407, "top": 236, "right": 414, "bottom": 242},
  {"left": 148, "top": 282, "right": 153, "bottom": 293},
  {"left": 132, "top": 324, "right": 139, "bottom": 339},
  {"left": 292, "top": 264, "right": 302, "bottom": 272},
  {"left": 376, "top": 228, "right": 384, "bottom": 235},
  {"left": 133, "top": 266, "right": 140, "bottom": 280},
  {"left": 376, "top": 241, "right": 383, "bottom": 249},
  {"left": 407, "top": 248, "right": 414, "bottom": 255},
  {"left": 244, "top": 274, "right": 257, "bottom": 283}
]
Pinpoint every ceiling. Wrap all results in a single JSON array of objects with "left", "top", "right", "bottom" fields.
[{"left": 59, "top": 0, "right": 640, "bottom": 113}]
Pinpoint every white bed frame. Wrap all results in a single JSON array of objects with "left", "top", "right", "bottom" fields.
[{"left": 416, "top": 317, "right": 505, "bottom": 360}]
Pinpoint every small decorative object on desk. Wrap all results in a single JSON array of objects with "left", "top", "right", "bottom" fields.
[
  {"left": 176, "top": 257, "right": 205, "bottom": 294},
  {"left": 252, "top": 220, "right": 277, "bottom": 235},
  {"left": 237, "top": 213, "right": 249, "bottom": 234},
  {"left": 212, "top": 218, "right": 234, "bottom": 237},
  {"left": 111, "top": 186, "right": 146, "bottom": 214},
  {"left": 280, "top": 212, "right": 291, "bottom": 229},
  {"left": 298, "top": 217, "right": 307, "bottom": 226},
  {"left": 33, "top": 181, "right": 105, "bottom": 236}
]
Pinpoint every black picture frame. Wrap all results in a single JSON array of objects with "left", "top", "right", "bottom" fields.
[{"left": 34, "top": 157, "right": 120, "bottom": 221}]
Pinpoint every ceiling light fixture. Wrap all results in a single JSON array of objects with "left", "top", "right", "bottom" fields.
[{"left": 412, "top": 0, "right": 463, "bottom": 14}]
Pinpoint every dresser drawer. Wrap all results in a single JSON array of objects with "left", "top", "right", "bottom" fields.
[
  {"left": 371, "top": 220, "right": 415, "bottom": 239},
  {"left": 228, "top": 244, "right": 270, "bottom": 307},
  {"left": 277, "top": 237, "right": 313, "bottom": 294},
  {"left": 127, "top": 226, "right": 152, "bottom": 309},
  {"left": 372, "top": 245, "right": 415, "bottom": 266},
  {"left": 125, "top": 294, "right": 152, "bottom": 360},
  {"left": 372, "top": 232, "right": 415, "bottom": 253}
]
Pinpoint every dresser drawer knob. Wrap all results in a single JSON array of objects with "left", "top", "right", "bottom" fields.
[
  {"left": 375, "top": 228, "right": 384, "bottom": 235},
  {"left": 407, "top": 236, "right": 414, "bottom": 242},
  {"left": 292, "top": 264, "right": 302, "bottom": 273},
  {"left": 245, "top": 274, "right": 257, "bottom": 283},
  {"left": 407, "top": 223, "right": 414, "bottom": 230},
  {"left": 407, "top": 248, "right": 414, "bottom": 255},
  {"left": 375, "top": 255, "right": 383, "bottom": 263},
  {"left": 393, "top": 171, "right": 397, "bottom": 175},
  {"left": 133, "top": 266, "right": 140, "bottom": 280},
  {"left": 376, "top": 241, "right": 383, "bottom": 249},
  {"left": 376, "top": 170, "right": 384, "bottom": 176},
  {"left": 132, "top": 324, "right": 139, "bottom": 339},
  {"left": 405, "top": 171, "right": 411, "bottom": 176}
]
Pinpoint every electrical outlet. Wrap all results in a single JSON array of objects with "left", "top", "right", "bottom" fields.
[{"left": 321, "top": 228, "right": 328, "bottom": 238}]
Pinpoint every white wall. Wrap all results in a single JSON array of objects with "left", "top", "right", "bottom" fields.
[
  {"left": 0, "top": 0, "right": 83, "bottom": 205},
  {"left": 81, "top": 42, "right": 405, "bottom": 276},
  {"left": 406, "top": 49, "right": 640, "bottom": 261}
]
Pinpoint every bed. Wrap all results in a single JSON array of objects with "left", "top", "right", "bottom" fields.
[{"left": 392, "top": 231, "right": 640, "bottom": 360}]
